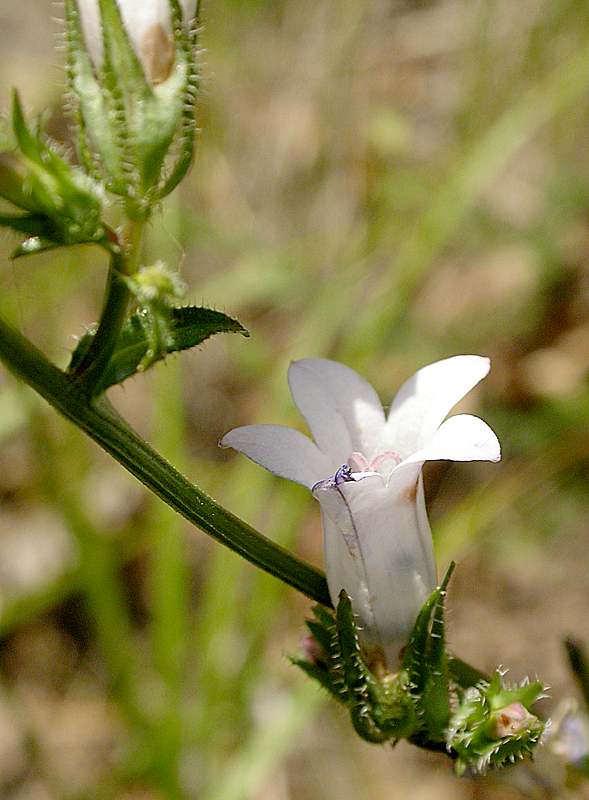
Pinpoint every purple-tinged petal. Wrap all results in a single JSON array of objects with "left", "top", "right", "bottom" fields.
[
  {"left": 220, "top": 424, "right": 331, "bottom": 488},
  {"left": 288, "top": 359, "right": 386, "bottom": 465},
  {"left": 386, "top": 355, "right": 491, "bottom": 457}
]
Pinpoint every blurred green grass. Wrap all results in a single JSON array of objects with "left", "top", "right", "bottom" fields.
[{"left": 1, "top": 0, "right": 589, "bottom": 797}]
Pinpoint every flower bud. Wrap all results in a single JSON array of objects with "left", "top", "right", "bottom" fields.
[
  {"left": 65, "top": 0, "right": 200, "bottom": 211},
  {"left": 447, "top": 671, "right": 547, "bottom": 775},
  {"left": 78, "top": 0, "right": 197, "bottom": 84},
  {"left": 127, "top": 261, "right": 186, "bottom": 305},
  {"left": 491, "top": 702, "right": 536, "bottom": 738}
]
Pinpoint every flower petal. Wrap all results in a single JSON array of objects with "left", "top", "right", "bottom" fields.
[
  {"left": 288, "top": 359, "right": 385, "bottom": 464},
  {"left": 398, "top": 414, "right": 501, "bottom": 468},
  {"left": 386, "top": 355, "right": 491, "bottom": 456},
  {"left": 313, "top": 469, "right": 436, "bottom": 667},
  {"left": 220, "top": 425, "right": 330, "bottom": 488}
]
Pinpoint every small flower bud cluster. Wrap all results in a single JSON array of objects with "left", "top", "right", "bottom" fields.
[
  {"left": 128, "top": 262, "right": 186, "bottom": 305},
  {"left": 123, "top": 261, "right": 186, "bottom": 372},
  {"left": 447, "top": 671, "right": 547, "bottom": 775}
]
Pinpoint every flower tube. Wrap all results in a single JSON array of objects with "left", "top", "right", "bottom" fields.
[{"left": 221, "top": 356, "right": 500, "bottom": 669}]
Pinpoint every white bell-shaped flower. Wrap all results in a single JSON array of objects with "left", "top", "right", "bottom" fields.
[{"left": 221, "top": 356, "right": 500, "bottom": 668}]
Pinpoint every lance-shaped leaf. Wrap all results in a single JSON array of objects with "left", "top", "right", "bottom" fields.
[{"left": 69, "top": 306, "right": 248, "bottom": 392}]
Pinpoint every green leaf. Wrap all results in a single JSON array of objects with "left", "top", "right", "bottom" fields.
[
  {"left": 155, "top": 1, "right": 199, "bottom": 201},
  {"left": 69, "top": 306, "right": 248, "bottom": 392}
]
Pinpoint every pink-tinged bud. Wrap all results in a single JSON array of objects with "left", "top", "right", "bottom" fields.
[
  {"left": 492, "top": 702, "right": 535, "bottom": 738},
  {"left": 77, "top": 0, "right": 197, "bottom": 84}
]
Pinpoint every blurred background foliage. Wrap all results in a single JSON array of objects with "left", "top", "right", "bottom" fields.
[{"left": 0, "top": 0, "right": 589, "bottom": 797}]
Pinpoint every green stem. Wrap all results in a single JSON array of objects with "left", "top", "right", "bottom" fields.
[
  {"left": 0, "top": 314, "right": 331, "bottom": 606},
  {"left": 71, "top": 220, "right": 144, "bottom": 393}
]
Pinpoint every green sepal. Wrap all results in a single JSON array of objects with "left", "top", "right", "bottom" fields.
[
  {"left": 64, "top": 0, "right": 130, "bottom": 193},
  {"left": 402, "top": 563, "right": 454, "bottom": 690},
  {"left": 135, "top": 0, "right": 194, "bottom": 198},
  {"left": 335, "top": 591, "right": 391, "bottom": 743},
  {"left": 420, "top": 564, "right": 453, "bottom": 740},
  {"left": 402, "top": 563, "right": 454, "bottom": 743},
  {"left": 68, "top": 306, "right": 248, "bottom": 392},
  {"left": 154, "top": 0, "right": 199, "bottom": 201}
]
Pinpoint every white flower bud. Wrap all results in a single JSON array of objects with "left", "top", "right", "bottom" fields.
[
  {"left": 492, "top": 702, "right": 536, "bottom": 738},
  {"left": 77, "top": 0, "right": 197, "bottom": 84}
]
